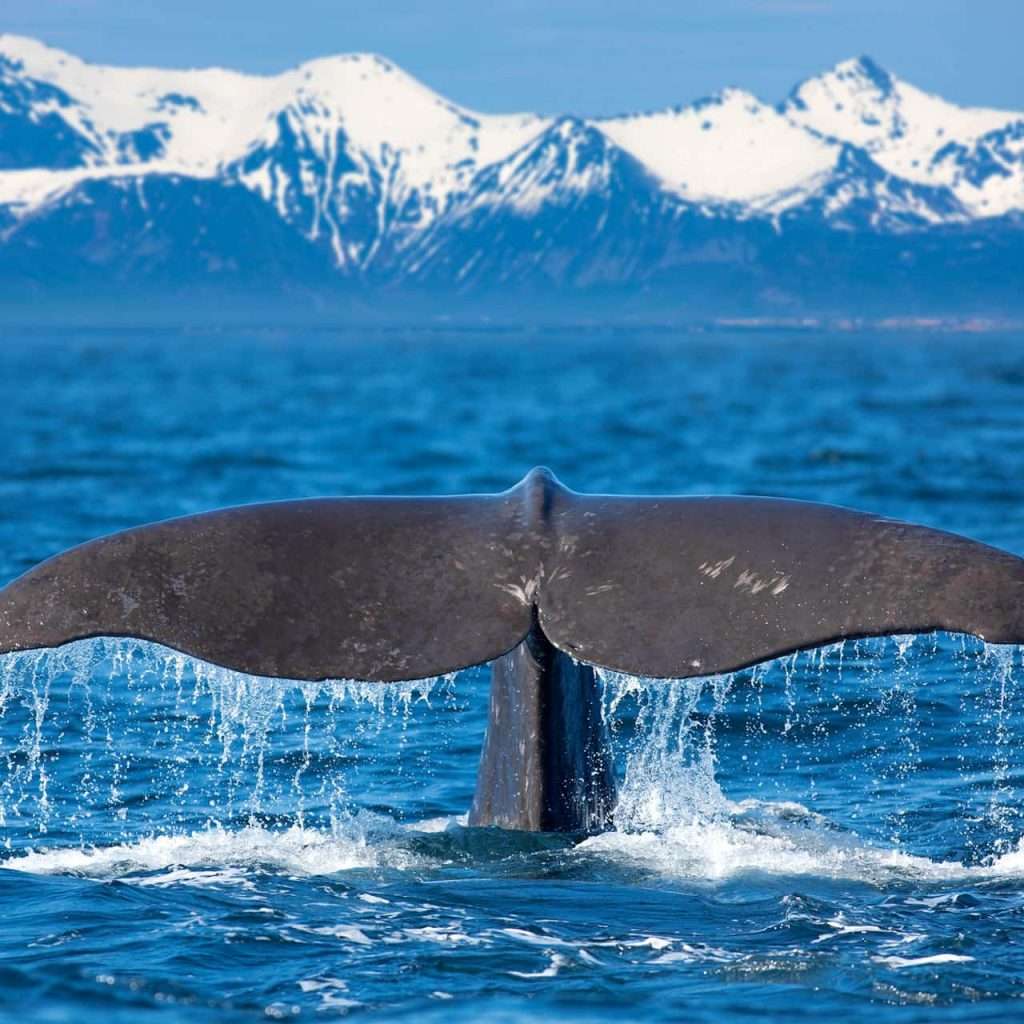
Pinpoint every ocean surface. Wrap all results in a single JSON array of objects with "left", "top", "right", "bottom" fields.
[{"left": 2, "top": 326, "right": 1024, "bottom": 1022}]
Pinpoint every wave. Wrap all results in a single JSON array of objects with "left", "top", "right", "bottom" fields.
[
  {"left": 2, "top": 818, "right": 428, "bottom": 884},
  {"left": 579, "top": 799, "right": 1024, "bottom": 886},
  {"left": 4, "top": 802, "right": 1023, "bottom": 889}
]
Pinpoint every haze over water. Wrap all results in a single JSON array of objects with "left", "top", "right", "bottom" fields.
[{"left": 2, "top": 327, "right": 1024, "bottom": 1022}]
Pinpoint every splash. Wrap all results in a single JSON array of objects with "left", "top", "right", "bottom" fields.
[
  {"left": 595, "top": 668, "right": 731, "bottom": 832},
  {"left": 1, "top": 633, "right": 1023, "bottom": 888},
  {"left": 6, "top": 818, "right": 427, "bottom": 883},
  {"left": 0, "top": 638, "right": 455, "bottom": 845},
  {"left": 588, "top": 635, "right": 1024, "bottom": 883}
]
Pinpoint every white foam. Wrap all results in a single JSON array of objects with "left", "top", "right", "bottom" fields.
[
  {"left": 8, "top": 803, "right": 1021, "bottom": 891},
  {"left": 297, "top": 977, "right": 361, "bottom": 1011},
  {"left": 405, "top": 815, "right": 464, "bottom": 833},
  {"left": 299, "top": 924, "right": 373, "bottom": 945},
  {"left": 650, "top": 944, "right": 735, "bottom": 965},
  {"left": 501, "top": 928, "right": 577, "bottom": 949},
  {"left": 508, "top": 953, "right": 569, "bottom": 979},
  {"left": 985, "top": 842, "right": 1024, "bottom": 873},
  {"left": 578, "top": 808, "right": 1024, "bottom": 886},
  {"left": 2, "top": 822, "right": 428, "bottom": 882},
  {"left": 403, "top": 926, "right": 484, "bottom": 946},
  {"left": 873, "top": 953, "right": 975, "bottom": 969}
]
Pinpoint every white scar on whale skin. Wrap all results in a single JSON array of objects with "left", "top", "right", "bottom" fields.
[
  {"left": 698, "top": 557, "right": 790, "bottom": 597},
  {"left": 495, "top": 576, "right": 540, "bottom": 606},
  {"left": 698, "top": 556, "right": 735, "bottom": 579},
  {"left": 733, "top": 569, "right": 791, "bottom": 596}
]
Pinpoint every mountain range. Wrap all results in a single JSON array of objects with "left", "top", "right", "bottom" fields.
[{"left": 1, "top": 34, "right": 1022, "bottom": 321}]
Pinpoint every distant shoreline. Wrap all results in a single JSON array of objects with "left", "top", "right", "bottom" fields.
[{"left": 1, "top": 315, "right": 1020, "bottom": 335}]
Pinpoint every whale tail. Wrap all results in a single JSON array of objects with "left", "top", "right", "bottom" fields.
[{"left": 2, "top": 467, "right": 1023, "bottom": 830}]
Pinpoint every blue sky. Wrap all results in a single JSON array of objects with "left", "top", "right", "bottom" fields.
[{"left": 6, "top": 0, "right": 1023, "bottom": 114}]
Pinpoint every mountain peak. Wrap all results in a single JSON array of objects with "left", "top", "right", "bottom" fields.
[
  {"left": 600, "top": 86, "right": 836, "bottom": 205},
  {"left": 289, "top": 50, "right": 458, "bottom": 120},
  {"left": 0, "top": 36, "right": 1021, "bottom": 310},
  {"left": 512, "top": 116, "right": 618, "bottom": 169},
  {"left": 784, "top": 55, "right": 898, "bottom": 120},
  {"left": 295, "top": 51, "right": 404, "bottom": 82},
  {"left": 460, "top": 117, "right": 649, "bottom": 216},
  {"left": 546, "top": 114, "right": 596, "bottom": 137},
  {"left": 832, "top": 56, "right": 895, "bottom": 96}
]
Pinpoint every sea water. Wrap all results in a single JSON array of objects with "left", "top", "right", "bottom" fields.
[{"left": 2, "top": 327, "right": 1024, "bottom": 1022}]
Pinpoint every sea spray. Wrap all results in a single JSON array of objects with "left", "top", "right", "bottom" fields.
[
  {"left": 594, "top": 635, "right": 1024, "bottom": 865},
  {"left": 0, "top": 638, "right": 455, "bottom": 846},
  {"left": 979, "top": 642, "right": 1020, "bottom": 848},
  {"left": 596, "top": 668, "right": 733, "bottom": 831},
  {"left": 1, "top": 633, "right": 1022, "bottom": 870}
]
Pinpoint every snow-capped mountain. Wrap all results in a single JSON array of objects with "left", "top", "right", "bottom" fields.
[
  {"left": 398, "top": 117, "right": 705, "bottom": 290},
  {"left": 0, "top": 36, "right": 543, "bottom": 228},
  {"left": 0, "top": 35, "right": 1021, "bottom": 316},
  {"left": 782, "top": 56, "right": 1024, "bottom": 220}
]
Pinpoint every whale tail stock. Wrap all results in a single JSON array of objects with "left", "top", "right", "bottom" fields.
[{"left": 2, "top": 467, "right": 1023, "bottom": 831}]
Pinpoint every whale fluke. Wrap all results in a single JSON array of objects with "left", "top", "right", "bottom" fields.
[
  {"left": 2, "top": 467, "right": 1023, "bottom": 831},
  {"left": 2, "top": 467, "right": 1022, "bottom": 680}
]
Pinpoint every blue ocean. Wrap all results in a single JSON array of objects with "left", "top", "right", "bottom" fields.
[{"left": 2, "top": 327, "right": 1024, "bottom": 1022}]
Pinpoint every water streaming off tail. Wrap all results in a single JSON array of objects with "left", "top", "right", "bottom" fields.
[
  {"left": 593, "top": 634, "right": 1024, "bottom": 873},
  {"left": 0, "top": 638, "right": 464, "bottom": 850},
  {"left": 0, "top": 634, "right": 1022, "bottom": 880}
]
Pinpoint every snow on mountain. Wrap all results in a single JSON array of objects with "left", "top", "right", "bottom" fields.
[
  {"left": 463, "top": 116, "right": 638, "bottom": 214},
  {"left": 0, "top": 34, "right": 273, "bottom": 170},
  {"left": 228, "top": 57, "right": 544, "bottom": 269},
  {"left": 2, "top": 36, "right": 1022, "bottom": 230},
  {"left": 773, "top": 144, "right": 967, "bottom": 229},
  {"left": 0, "top": 33, "right": 546, "bottom": 261},
  {"left": 399, "top": 117, "right": 694, "bottom": 287},
  {"left": 923, "top": 119, "right": 1024, "bottom": 219},
  {"left": 0, "top": 36, "right": 1021, "bottom": 312},
  {"left": 599, "top": 89, "right": 836, "bottom": 206},
  {"left": 0, "top": 52, "right": 99, "bottom": 169},
  {"left": 783, "top": 56, "right": 1023, "bottom": 216}
]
